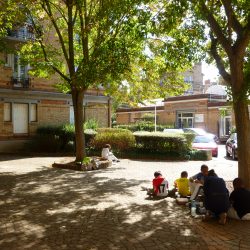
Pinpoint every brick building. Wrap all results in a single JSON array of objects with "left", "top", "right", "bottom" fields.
[
  {"left": 0, "top": 24, "right": 111, "bottom": 148},
  {"left": 116, "top": 94, "right": 234, "bottom": 141},
  {"left": 183, "top": 62, "right": 204, "bottom": 94}
]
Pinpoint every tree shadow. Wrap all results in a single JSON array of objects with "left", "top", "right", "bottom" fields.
[{"left": 0, "top": 165, "right": 249, "bottom": 250}]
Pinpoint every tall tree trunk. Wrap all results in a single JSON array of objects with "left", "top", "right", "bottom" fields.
[
  {"left": 231, "top": 59, "right": 250, "bottom": 188},
  {"left": 72, "top": 88, "right": 86, "bottom": 162}
]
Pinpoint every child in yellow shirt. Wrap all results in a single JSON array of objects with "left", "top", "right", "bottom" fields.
[{"left": 174, "top": 171, "right": 191, "bottom": 197}]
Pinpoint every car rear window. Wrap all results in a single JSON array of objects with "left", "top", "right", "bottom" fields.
[{"left": 193, "top": 135, "right": 213, "bottom": 143}]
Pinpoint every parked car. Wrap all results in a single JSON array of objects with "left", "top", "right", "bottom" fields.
[
  {"left": 192, "top": 135, "right": 218, "bottom": 157},
  {"left": 183, "top": 128, "right": 220, "bottom": 144},
  {"left": 226, "top": 133, "right": 238, "bottom": 160}
]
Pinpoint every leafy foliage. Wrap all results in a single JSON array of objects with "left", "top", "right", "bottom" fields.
[
  {"left": 133, "top": 131, "right": 190, "bottom": 154},
  {"left": 90, "top": 128, "right": 136, "bottom": 152},
  {"left": 84, "top": 119, "right": 99, "bottom": 130},
  {"left": 33, "top": 124, "right": 96, "bottom": 152},
  {"left": 114, "top": 121, "right": 174, "bottom": 132}
]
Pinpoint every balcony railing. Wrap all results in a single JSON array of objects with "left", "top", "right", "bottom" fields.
[
  {"left": 7, "top": 28, "right": 35, "bottom": 41},
  {"left": 11, "top": 77, "right": 30, "bottom": 89}
]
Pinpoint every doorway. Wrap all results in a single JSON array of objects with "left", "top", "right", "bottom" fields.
[{"left": 13, "top": 103, "right": 28, "bottom": 134}]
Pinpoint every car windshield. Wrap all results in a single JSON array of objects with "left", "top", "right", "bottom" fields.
[{"left": 193, "top": 135, "right": 213, "bottom": 143}]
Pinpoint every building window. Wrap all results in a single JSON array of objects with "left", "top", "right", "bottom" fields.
[
  {"left": 220, "top": 116, "right": 231, "bottom": 136},
  {"left": 177, "top": 112, "right": 194, "bottom": 128},
  {"left": 4, "top": 53, "right": 13, "bottom": 67},
  {"left": 30, "top": 103, "right": 37, "bottom": 122},
  {"left": 4, "top": 103, "right": 12, "bottom": 121},
  {"left": 184, "top": 76, "right": 193, "bottom": 83}
]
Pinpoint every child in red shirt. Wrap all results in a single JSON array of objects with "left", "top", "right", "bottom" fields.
[{"left": 150, "top": 171, "right": 169, "bottom": 197}]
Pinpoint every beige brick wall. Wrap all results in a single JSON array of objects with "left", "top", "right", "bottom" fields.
[
  {"left": 29, "top": 122, "right": 39, "bottom": 135},
  {"left": 158, "top": 110, "right": 176, "bottom": 126},
  {"left": 38, "top": 100, "right": 69, "bottom": 126},
  {"left": 85, "top": 104, "right": 109, "bottom": 127},
  {"left": 0, "top": 59, "right": 13, "bottom": 88},
  {"left": 116, "top": 113, "right": 130, "bottom": 124},
  {"left": 0, "top": 102, "right": 13, "bottom": 138},
  {"left": 207, "top": 108, "right": 220, "bottom": 135}
]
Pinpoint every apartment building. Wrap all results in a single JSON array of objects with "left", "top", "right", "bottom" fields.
[
  {"left": 0, "top": 23, "right": 111, "bottom": 143},
  {"left": 183, "top": 62, "right": 204, "bottom": 94}
]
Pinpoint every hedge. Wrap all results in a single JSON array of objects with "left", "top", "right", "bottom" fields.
[
  {"left": 90, "top": 128, "right": 135, "bottom": 152},
  {"left": 30, "top": 124, "right": 97, "bottom": 152},
  {"left": 114, "top": 121, "right": 174, "bottom": 132},
  {"left": 30, "top": 125, "right": 207, "bottom": 160},
  {"left": 133, "top": 131, "right": 189, "bottom": 154}
]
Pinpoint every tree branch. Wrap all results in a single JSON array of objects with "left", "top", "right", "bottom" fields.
[
  {"left": 221, "top": 0, "right": 243, "bottom": 34},
  {"left": 42, "top": 0, "right": 70, "bottom": 66},
  {"left": 210, "top": 33, "right": 231, "bottom": 84},
  {"left": 49, "top": 0, "right": 68, "bottom": 24},
  {"left": 28, "top": 11, "right": 70, "bottom": 83},
  {"left": 199, "top": 0, "right": 232, "bottom": 56},
  {"left": 233, "top": 17, "right": 250, "bottom": 58},
  {"left": 66, "top": 0, "right": 75, "bottom": 76}
]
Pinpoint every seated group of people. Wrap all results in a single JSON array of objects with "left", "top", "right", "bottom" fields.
[{"left": 148, "top": 164, "right": 250, "bottom": 225}]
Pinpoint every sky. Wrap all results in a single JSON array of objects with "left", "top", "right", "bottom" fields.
[{"left": 202, "top": 62, "right": 219, "bottom": 82}]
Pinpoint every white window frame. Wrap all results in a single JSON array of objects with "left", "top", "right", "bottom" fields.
[
  {"left": 177, "top": 112, "right": 194, "bottom": 128},
  {"left": 4, "top": 54, "right": 14, "bottom": 67}
]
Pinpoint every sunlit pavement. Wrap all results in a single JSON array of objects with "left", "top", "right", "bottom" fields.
[{"left": 0, "top": 154, "right": 249, "bottom": 250}]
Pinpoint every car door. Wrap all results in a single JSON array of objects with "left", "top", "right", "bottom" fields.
[{"left": 227, "top": 133, "right": 236, "bottom": 155}]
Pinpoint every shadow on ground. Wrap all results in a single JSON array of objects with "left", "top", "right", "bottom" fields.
[{"left": 0, "top": 164, "right": 249, "bottom": 250}]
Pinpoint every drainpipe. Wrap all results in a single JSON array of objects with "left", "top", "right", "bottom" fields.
[
  {"left": 155, "top": 104, "right": 157, "bottom": 132},
  {"left": 108, "top": 95, "right": 111, "bottom": 127}
]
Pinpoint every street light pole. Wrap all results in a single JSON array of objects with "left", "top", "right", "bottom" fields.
[{"left": 154, "top": 104, "right": 157, "bottom": 132}]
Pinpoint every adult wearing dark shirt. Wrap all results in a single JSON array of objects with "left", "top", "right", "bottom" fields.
[
  {"left": 203, "top": 170, "right": 230, "bottom": 225},
  {"left": 189, "top": 164, "right": 208, "bottom": 200},
  {"left": 228, "top": 178, "right": 250, "bottom": 220}
]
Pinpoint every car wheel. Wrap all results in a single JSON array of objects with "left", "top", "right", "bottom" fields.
[{"left": 232, "top": 149, "right": 236, "bottom": 160}]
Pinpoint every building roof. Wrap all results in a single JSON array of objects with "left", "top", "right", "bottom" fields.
[
  {"left": 117, "top": 106, "right": 164, "bottom": 113},
  {"left": 164, "top": 93, "right": 227, "bottom": 102},
  {"left": 205, "top": 85, "right": 227, "bottom": 96}
]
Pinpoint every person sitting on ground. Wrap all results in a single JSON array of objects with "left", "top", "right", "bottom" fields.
[
  {"left": 203, "top": 169, "right": 230, "bottom": 225},
  {"left": 101, "top": 144, "right": 120, "bottom": 163},
  {"left": 189, "top": 164, "right": 209, "bottom": 200},
  {"left": 174, "top": 171, "right": 191, "bottom": 197},
  {"left": 146, "top": 171, "right": 169, "bottom": 197},
  {"left": 227, "top": 178, "right": 250, "bottom": 220}
]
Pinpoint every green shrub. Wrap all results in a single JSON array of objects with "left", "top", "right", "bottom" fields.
[
  {"left": 141, "top": 113, "right": 156, "bottom": 122},
  {"left": 133, "top": 131, "right": 189, "bottom": 155},
  {"left": 188, "top": 150, "right": 210, "bottom": 161},
  {"left": 182, "top": 133, "right": 195, "bottom": 148},
  {"left": 33, "top": 124, "right": 97, "bottom": 152},
  {"left": 114, "top": 121, "right": 174, "bottom": 132},
  {"left": 84, "top": 129, "right": 97, "bottom": 146},
  {"left": 26, "top": 134, "right": 63, "bottom": 153},
  {"left": 84, "top": 118, "right": 99, "bottom": 130},
  {"left": 90, "top": 128, "right": 135, "bottom": 151}
]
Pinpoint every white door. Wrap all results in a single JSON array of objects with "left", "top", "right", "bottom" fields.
[{"left": 13, "top": 103, "right": 28, "bottom": 134}]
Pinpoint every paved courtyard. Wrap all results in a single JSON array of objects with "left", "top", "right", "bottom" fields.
[{"left": 0, "top": 153, "right": 250, "bottom": 250}]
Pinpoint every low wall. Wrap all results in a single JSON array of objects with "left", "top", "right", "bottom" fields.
[{"left": 0, "top": 139, "right": 29, "bottom": 153}]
